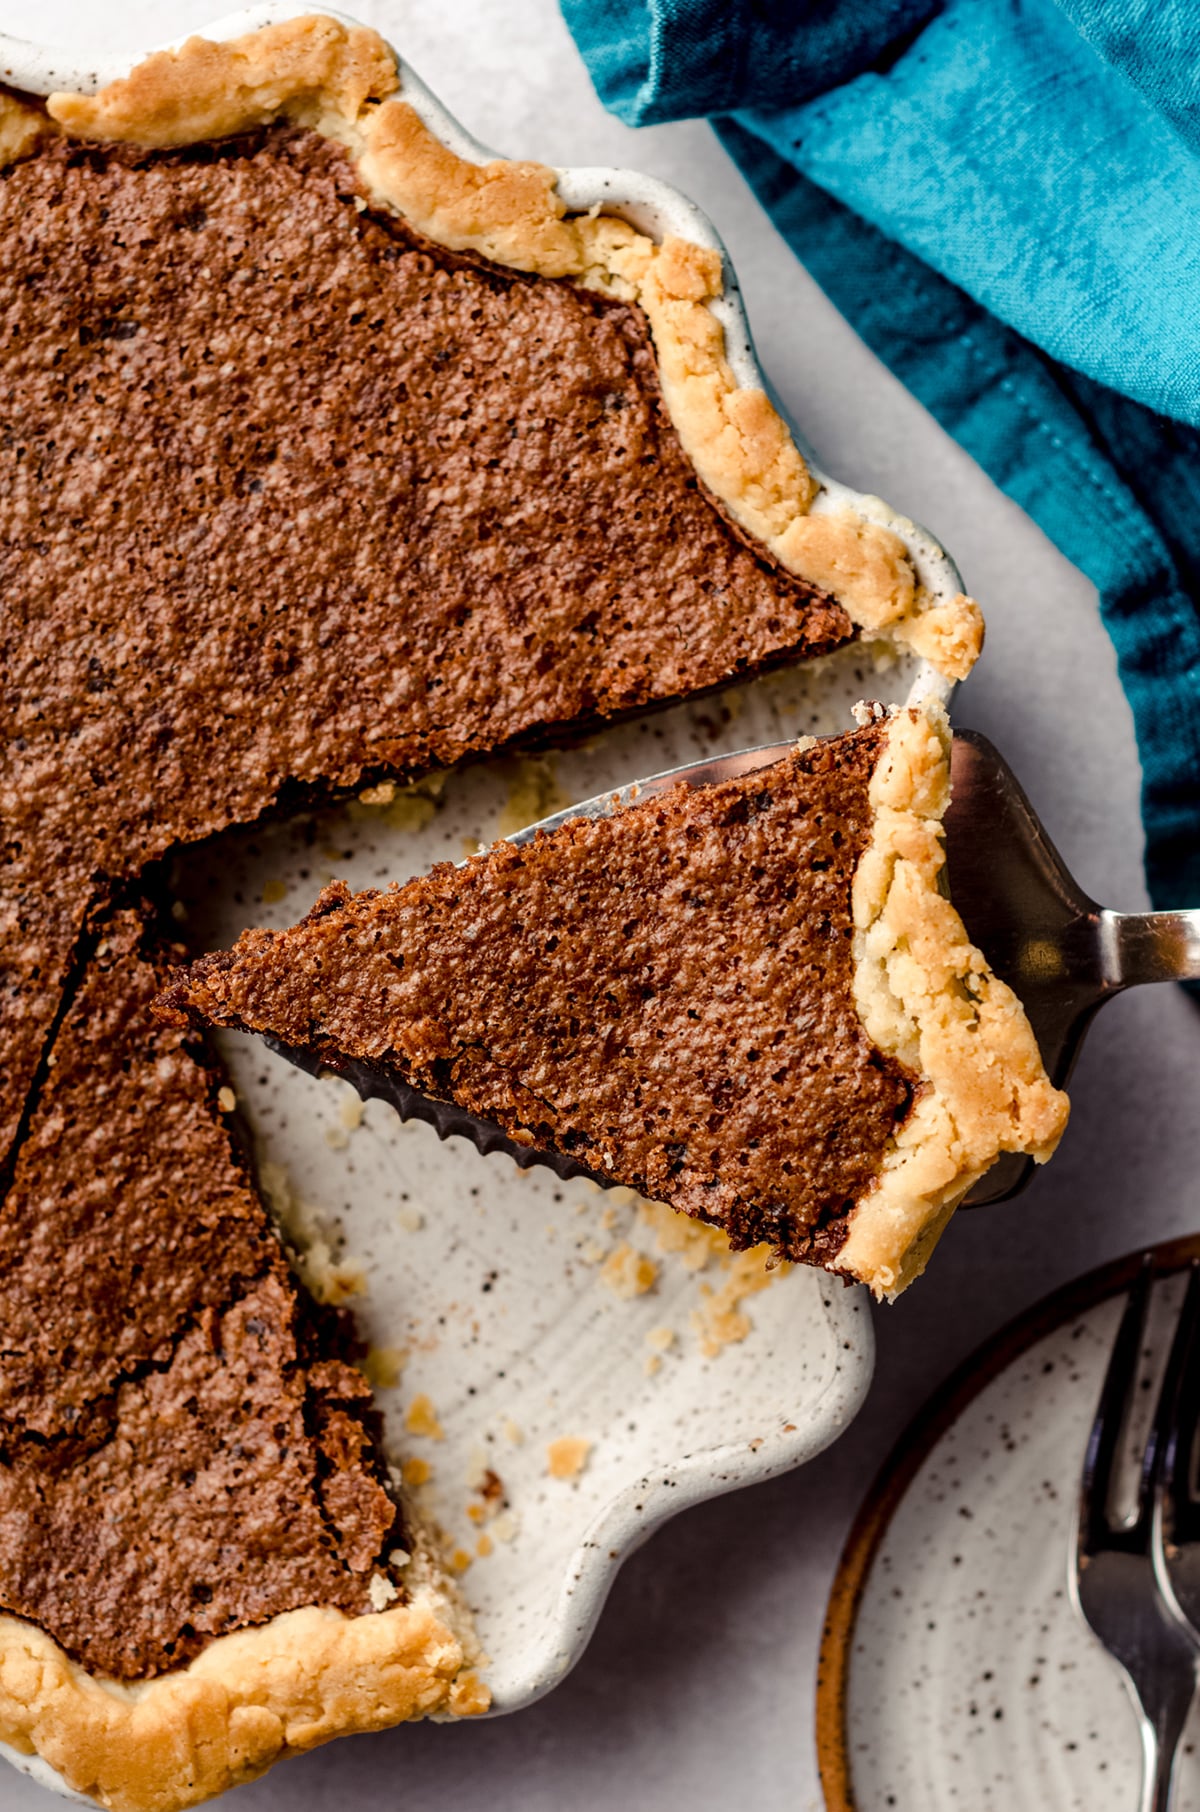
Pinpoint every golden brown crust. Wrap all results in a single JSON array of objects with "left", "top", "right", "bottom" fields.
[
  {"left": 0, "top": 1587, "right": 487, "bottom": 1812},
  {"left": 0, "top": 93, "right": 55, "bottom": 168},
  {"left": 42, "top": 13, "right": 982, "bottom": 680},
  {"left": 839, "top": 702, "right": 1069, "bottom": 1297},
  {"left": 46, "top": 16, "right": 398, "bottom": 147}
]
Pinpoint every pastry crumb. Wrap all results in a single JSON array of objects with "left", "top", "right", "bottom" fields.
[
  {"left": 502, "top": 1417, "right": 524, "bottom": 1446},
  {"left": 170, "top": 898, "right": 188, "bottom": 923},
  {"left": 645, "top": 1326, "right": 675, "bottom": 1353},
  {"left": 339, "top": 1093, "right": 365, "bottom": 1131},
  {"left": 644, "top": 1354, "right": 662, "bottom": 1377},
  {"left": 599, "top": 1242, "right": 658, "bottom": 1299},
  {"left": 638, "top": 1199, "right": 726, "bottom": 1272},
  {"left": 405, "top": 1394, "right": 445, "bottom": 1440},
  {"left": 299, "top": 1237, "right": 366, "bottom": 1306},
  {"left": 396, "top": 1204, "right": 424, "bottom": 1233},
  {"left": 449, "top": 1547, "right": 473, "bottom": 1574},
  {"left": 491, "top": 1509, "right": 519, "bottom": 1544},
  {"left": 351, "top": 774, "right": 444, "bottom": 832},
  {"left": 547, "top": 1436, "right": 592, "bottom": 1481},
  {"left": 691, "top": 1246, "right": 788, "bottom": 1357},
  {"left": 475, "top": 1533, "right": 493, "bottom": 1559},
  {"left": 358, "top": 780, "right": 396, "bottom": 805},
  {"left": 401, "top": 1456, "right": 432, "bottom": 1488},
  {"left": 217, "top": 1085, "right": 236, "bottom": 1113},
  {"left": 388, "top": 1548, "right": 411, "bottom": 1568},
  {"left": 256, "top": 1168, "right": 366, "bottom": 1305},
  {"left": 362, "top": 1345, "right": 406, "bottom": 1390},
  {"left": 261, "top": 878, "right": 288, "bottom": 904},
  {"left": 368, "top": 1572, "right": 398, "bottom": 1611},
  {"left": 579, "top": 1238, "right": 608, "bottom": 1266},
  {"left": 324, "top": 1124, "right": 349, "bottom": 1151}
]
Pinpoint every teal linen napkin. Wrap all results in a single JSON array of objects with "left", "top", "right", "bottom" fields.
[{"left": 561, "top": 0, "right": 1200, "bottom": 916}]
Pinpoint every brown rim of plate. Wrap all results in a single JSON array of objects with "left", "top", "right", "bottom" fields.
[{"left": 814, "top": 1231, "right": 1200, "bottom": 1812}]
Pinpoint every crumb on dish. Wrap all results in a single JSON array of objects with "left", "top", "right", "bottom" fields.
[
  {"left": 598, "top": 1242, "right": 659, "bottom": 1299},
  {"left": 405, "top": 1394, "right": 445, "bottom": 1440},
  {"left": 546, "top": 1436, "right": 592, "bottom": 1481}
]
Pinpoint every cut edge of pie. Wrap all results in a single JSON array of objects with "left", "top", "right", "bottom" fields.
[{"left": 0, "top": 11, "right": 982, "bottom": 682}]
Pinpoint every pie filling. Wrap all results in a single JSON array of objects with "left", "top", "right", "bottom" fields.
[
  {"left": 0, "top": 122, "right": 853, "bottom": 1173},
  {"left": 161, "top": 723, "right": 918, "bottom": 1267},
  {"left": 0, "top": 912, "right": 406, "bottom": 1681}
]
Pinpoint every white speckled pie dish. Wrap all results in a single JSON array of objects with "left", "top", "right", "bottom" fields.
[
  {"left": 0, "top": 5, "right": 968, "bottom": 1800},
  {"left": 817, "top": 1237, "right": 1200, "bottom": 1812}
]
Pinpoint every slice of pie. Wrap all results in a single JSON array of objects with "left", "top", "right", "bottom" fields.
[
  {"left": 0, "top": 14, "right": 982, "bottom": 1175},
  {"left": 161, "top": 704, "right": 1069, "bottom": 1299},
  {"left": 0, "top": 909, "right": 484, "bottom": 1808}
]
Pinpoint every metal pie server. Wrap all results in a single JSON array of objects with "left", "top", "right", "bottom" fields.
[{"left": 945, "top": 731, "right": 1200, "bottom": 1204}]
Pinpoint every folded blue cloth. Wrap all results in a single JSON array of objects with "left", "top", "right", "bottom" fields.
[{"left": 562, "top": 0, "right": 1200, "bottom": 917}]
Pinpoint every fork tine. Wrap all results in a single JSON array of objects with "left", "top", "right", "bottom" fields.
[
  {"left": 1156, "top": 1262, "right": 1200, "bottom": 1545},
  {"left": 1079, "top": 1257, "right": 1155, "bottom": 1554}
]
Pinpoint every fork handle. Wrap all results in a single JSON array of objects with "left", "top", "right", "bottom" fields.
[
  {"left": 1139, "top": 1705, "right": 1189, "bottom": 1812},
  {"left": 1108, "top": 910, "right": 1200, "bottom": 989}
]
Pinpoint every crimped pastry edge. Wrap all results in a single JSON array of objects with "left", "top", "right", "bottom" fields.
[
  {"left": 0, "top": 1546, "right": 487, "bottom": 1812},
  {"left": 5, "top": 13, "right": 983, "bottom": 679},
  {"left": 839, "top": 701, "right": 1069, "bottom": 1298}
]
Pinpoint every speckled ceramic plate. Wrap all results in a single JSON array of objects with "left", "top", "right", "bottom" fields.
[
  {"left": 817, "top": 1236, "right": 1200, "bottom": 1811},
  {"left": 0, "top": 4, "right": 971, "bottom": 1801}
]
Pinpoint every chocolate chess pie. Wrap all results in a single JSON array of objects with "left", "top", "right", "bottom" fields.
[{"left": 0, "top": 16, "right": 984, "bottom": 1808}]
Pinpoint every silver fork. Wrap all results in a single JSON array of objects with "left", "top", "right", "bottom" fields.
[
  {"left": 1075, "top": 1262, "right": 1200, "bottom": 1812},
  {"left": 1154, "top": 1265, "right": 1200, "bottom": 1643}
]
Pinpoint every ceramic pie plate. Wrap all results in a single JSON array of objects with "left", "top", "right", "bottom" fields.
[
  {"left": 817, "top": 1234, "right": 1200, "bottom": 1811},
  {"left": 0, "top": 4, "right": 968, "bottom": 1801}
]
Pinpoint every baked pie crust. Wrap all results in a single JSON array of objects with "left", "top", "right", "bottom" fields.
[{"left": 843, "top": 703, "right": 1066, "bottom": 1295}]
